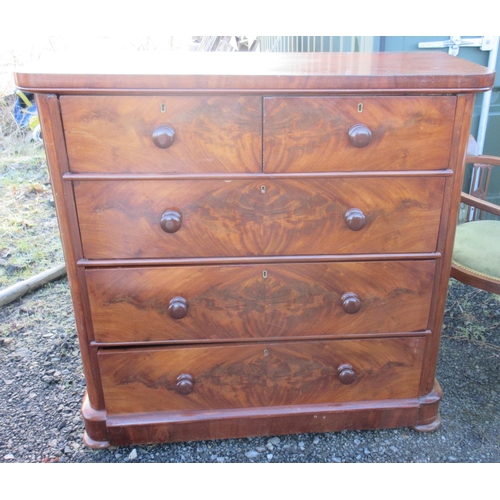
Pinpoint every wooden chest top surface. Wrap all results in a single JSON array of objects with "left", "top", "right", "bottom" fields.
[{"left": 14, "top": 51, "right": 495, "bottom": 93}]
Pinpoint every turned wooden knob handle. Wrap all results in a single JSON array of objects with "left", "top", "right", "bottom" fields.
[
  {"left": 341, "top": 292, "right": 362, "bottom": 314},
  {"left": 338, "top": 364, "right": 357, "bottom": 385},
  {"left": 160, "top": 209, "right": 182, "bottom": 233},
  {"left": 168, "top": 296, "right": 188, "bottom": 319},
  {"left": 345, "top": 208, "right": 366, "bottom": 231},
  {"left": 348, "top": 124, "right": 372, "bottom": 148},
  {"left": 152, "top": 124, "right": 175, "bottom": 149},
  {"left": 176, "top": 373, "right": 194, "bottom": 395}
]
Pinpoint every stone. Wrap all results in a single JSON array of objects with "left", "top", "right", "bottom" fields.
[
  {"left": 129, "top": 448, "right": 138, "bottom": 460},
  {"left": 245, "top": 450, "right": 259, "bottom": 459},
  {"left": 13, "top": 348, "right": 29, "bottom": 359}
]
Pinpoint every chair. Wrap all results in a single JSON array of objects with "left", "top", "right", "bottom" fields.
[{"left": 450, "top": 137, "right": 500, "bottom": 294}]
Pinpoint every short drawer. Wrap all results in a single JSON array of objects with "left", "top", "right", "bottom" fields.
[
  {"left": 60, "top": 96, "right": 262, "bottom": 173},
  {"left": 264, "top": 96, "right": 456, "bottom": 172},
  {"left": 98, "top": 337, "right": 425, "bottom": 414},
  {"left": 74, "top": 176, "right": 446, "bottom": 259},
  {"left": 87, "top": 261, "right": 435, "bottom": 343}
]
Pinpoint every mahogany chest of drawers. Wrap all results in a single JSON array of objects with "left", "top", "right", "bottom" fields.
[{"left": 15, "top": 52, "right": 494, "bottom": 448}]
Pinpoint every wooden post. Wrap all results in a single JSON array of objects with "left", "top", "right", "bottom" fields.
[{"left": 0, "top": 263, "right": 66, "bottom": 307}]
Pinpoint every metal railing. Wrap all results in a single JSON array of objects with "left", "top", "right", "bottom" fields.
[{"left": 258, "top": 36, "right": 375, "bottom": 53}]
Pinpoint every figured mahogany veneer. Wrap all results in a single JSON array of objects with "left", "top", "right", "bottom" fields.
[
  {"left": 74, "top": 176, "right": 446, "bottom": 259},
  {"left": 86, "top": 261, "right": 435, "bottom": 343},
  {"left": 263, "top": 96, "right": 456, "bottom": 172},
  {"left": 16, "top": 52, "right": 494, "bottom": 448},
  {"left": 99, "top": 338, "right": 425, "bottom": 414},
  {"left": 60, "top": 95, "right": 262, "bottom": 173}
]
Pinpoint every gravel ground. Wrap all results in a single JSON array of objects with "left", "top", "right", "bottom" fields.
[{"left": 0, "top": 276, "right": 498, "bottom": 463}]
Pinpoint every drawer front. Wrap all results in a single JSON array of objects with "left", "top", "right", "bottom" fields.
[
  {"left": 98, "top": 337, "right": 425, "bottom": 414},
  {"left": 87, "top": 261, "right": 435, "bottom": 343},
  {"left": 60, "top": 96, "right": 262, "bottom": 173},
  {"left": 264, "top": 96, "right": 456, "bottom": 172},
  {"left": 75, "top": 176, "right": 445, "bottom": 259}
]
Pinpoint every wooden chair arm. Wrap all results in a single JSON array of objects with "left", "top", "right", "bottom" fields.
[
  {"left": 466, "top": 154, "right": 500, "bottom": 166},
  {"left": 463, "top": 138, "right": 500, "bottom": 216},
  {"left": 460, "top": 192, "right": 500, "bottom": 217}
]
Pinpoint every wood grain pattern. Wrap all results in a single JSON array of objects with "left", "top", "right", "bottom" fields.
[
  {"left": 14, "top": 52, "right": 495, "bottom": 93},
  {"left": 86, "top": 260, "right": 435, "bottom": 343},
  {"left": 74, "top": 176, "right": 446, "bottom": 259},
  {"left": 264, "top": 96, "right": 456, "bottom": 172},
  {"left": 101, "top": 380, "right": 442, "bottom": 446},
  {"left": 98, "top": 337, "right": 425, "bottom": 414},
  {"left": 35, "top": 94, "right": 106, "bottom": 410},
  {"left": 60, "top": 96, "right": 262, "bottom": 173},
  {"left": 19, "top": 52, "right": 492, "bottom": 446},
  {"left": 104, "top": 401, "right": 421, "bottom": 446}
]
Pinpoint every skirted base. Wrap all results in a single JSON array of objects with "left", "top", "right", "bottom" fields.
[{"left": 81, "top": 380, "right": 442, "bottom": 448}]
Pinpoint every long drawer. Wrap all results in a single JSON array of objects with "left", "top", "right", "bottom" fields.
[
  {"left": 60, "top": 95, "right": 262, "bottom": 173},
  {"left": 74, "top": 176, "right": 446, "bottom": 259},
  {"left": 264, "top": 96, "right": 456, "bottom": 172},
  {"left": 86, "top": 260, "right": 435, "bottom": 343},
  {"left": 98, "top": 337, "right": 425, "bottom": 414}
]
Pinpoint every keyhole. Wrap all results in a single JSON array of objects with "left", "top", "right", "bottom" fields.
[
  {"left": 262, "top": 270, "right": 268, "bottom": 278},
  {"left": 358, "top": 103, "right": 363, "bottom": 113},
  {"left": 261, "top": 185, "right": 266, "bottom": 194},
  {"left": 160, "top": 103, "right": 166, "bottom": 113},
  {"left": 264, "top": 349, "right": 269, "bottom": 357}
]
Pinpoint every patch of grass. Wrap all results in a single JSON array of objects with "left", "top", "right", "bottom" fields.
[
  {"left": 444, "top": 279, "right": 500, "bottom": 352},
  {"left": 1, "top": 96, "right": 63, "bottom": 288},
  {"left": 455, "top": 324, "right": 488, "bottom": 342}
]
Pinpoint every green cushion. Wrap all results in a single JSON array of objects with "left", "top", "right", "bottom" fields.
[{"left": 452, "top": 220, "right": 500, "bottom": 281}]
